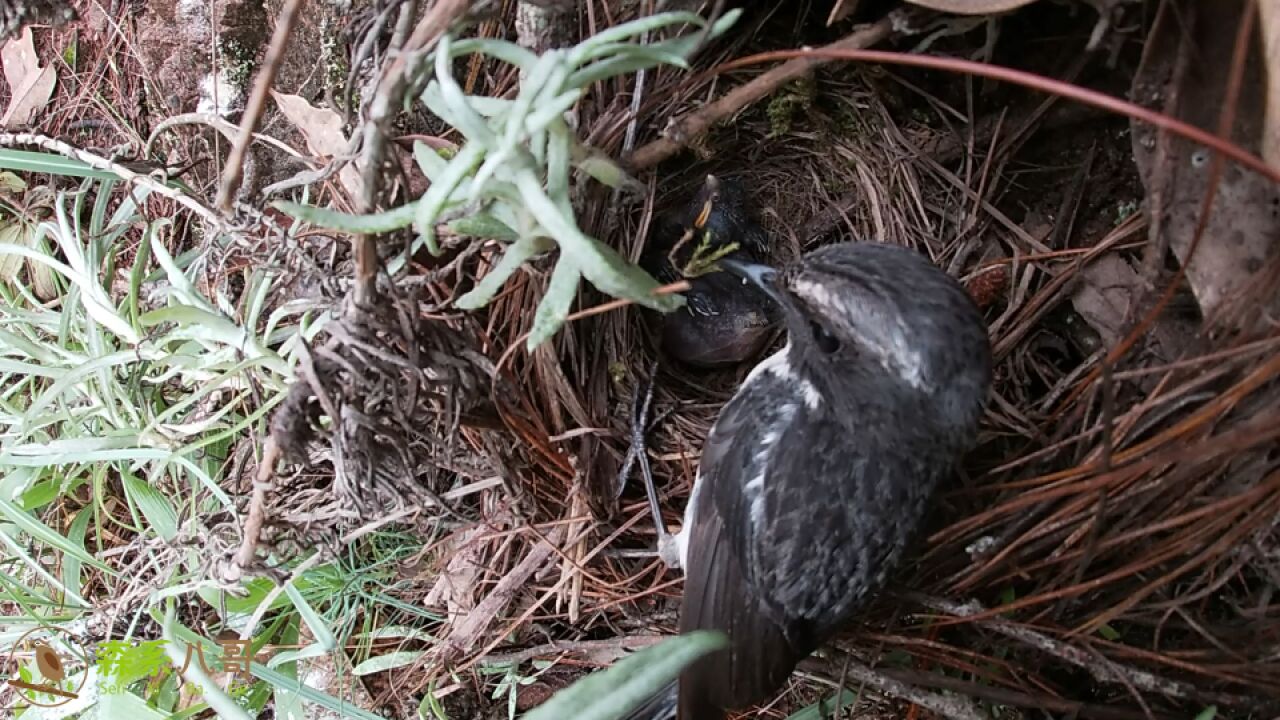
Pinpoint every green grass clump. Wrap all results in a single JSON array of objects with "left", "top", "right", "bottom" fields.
[{"left": 0, "top": 156, "right": 350, "bottom": 716}]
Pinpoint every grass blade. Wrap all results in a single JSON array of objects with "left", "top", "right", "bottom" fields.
[{"left": 521, "top": 631, "right": 725, "bottom": 720}]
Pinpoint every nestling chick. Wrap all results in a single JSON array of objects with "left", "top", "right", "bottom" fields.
[
  {"left": 627, "top": 241, "right": 993, "bottom": 720},
  {"left": 641, "top": 175, "right": 781, "bottom": 369}
]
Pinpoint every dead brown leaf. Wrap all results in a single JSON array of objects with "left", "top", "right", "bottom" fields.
[
  {"left": 0, "top": 221, "right": 28, "bottom": 282},
  {"left": 0, "top": 217, "right": 57, "bottom": 300},
  {"left": 826, "top": 0, "right": 862, "bottom": 26},
  {"left": 1, "top": 27, "right": 57, "bottom": 129},
  {"left": 902, "top": 0, "right": 1039, "bottom": 14},
  {"left": 1259, "top": 0, "right": 1280, "bottom": 168},
  {"left": 0, "top": 181, "right": 59, "bottom": 300},
  {"left": 271, "top": 91, "right": 363, "bottom": 199},
  {"left": 1131, "top": 0, "right": 1280, "bottom": 327},
  {"left": 1071, "top": 254, "right": 1143, "bottom": 349},
  {"left": 0, "top": 171, "right": 26, "bottom": 194},
  {"left": 423, "top": 524, "right": 490, "bottom": 616}
]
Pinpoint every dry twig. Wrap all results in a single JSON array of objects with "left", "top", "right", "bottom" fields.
[
  {"left": 626, "top": 13, "right": 901, "bottom": 169},
  {"left": 215, "top": 0, "right": 307, "bottom": 210},
  {"left": 354, "top": 0, "right": 472, "bottom": 304},
  {"left": 906, "top": 594, "right": 1274, "bottom": 711},
  {"left": 1, "top": 132, "right": 226, "bottom": 227}
]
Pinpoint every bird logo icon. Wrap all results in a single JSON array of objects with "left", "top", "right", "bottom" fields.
[
  {"left": 2, "top": 626, "right": 89, "bottom": 708},
  {"left": 34, "top": 642, "right": 65, "bottom": 681}
]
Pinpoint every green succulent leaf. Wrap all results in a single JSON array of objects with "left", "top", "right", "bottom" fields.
[
  {"left": 455, "top": 234, "right": 552, "bottom": 310},
  {"left": 273, "top": 8, "right": 730, "bottom": 349},
  {"left": 566, "top": 11, "right": 707, "bottom": 65},
  {"left": 448, "top": 212, "right": 519, "bottom": 241},
  {"left": 568, "top": 10, "right": 741, "bottom": 87},
  {"left": 451, "top": 37, "right": 540, "bottom": 70},
  {"left": 415, "top": 142, "right": 486, "bottom": 255},
  {"left": 272, "top": 201, "right": 418, "bottom": 234},
  {"left": 413, "top": 140, "right": 453, "bottom": 182},
  {"left": 528, "top": 258, "right": 581, "bottom": 350},
  {"left": 434, "top": 35, "right": 498, "bottom": 146},
  {"left": 574, "top": 152, "right": 644, "bottom": 194},
  {"left": 514, "top": 170, "right": 681, "bottom": 314},
  {"left": 520, "top": 632, "right": 726, "bottom": 720}
]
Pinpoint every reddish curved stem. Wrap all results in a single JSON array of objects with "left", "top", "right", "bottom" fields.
[{"left": 710, "top": 47, "right": 1280, "bottom": 185}]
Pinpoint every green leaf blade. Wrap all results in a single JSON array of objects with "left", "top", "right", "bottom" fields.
[
  {"left": 527, "top": 258, "right": 581, "bottom": 350},
  {"left": 272, "top": 201, "right": 418, "bottom": 234},
  {"left": 455, "top": 234, "right": 552, "bottom": 310},
  {"left": 521, "top": 632, "right": 726, "bottom": 720}
]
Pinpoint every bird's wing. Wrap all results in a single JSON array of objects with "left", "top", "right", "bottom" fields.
[
  {"left": 677, "top": 508, "right": 799, "bottom": 719},
  {"left": 676, "top": 353, "right": 944, "bottom": 716},
  {"left": 675, "top": 357, "right": 808, "bottom": 717},
  {"left": 620, "top": 680, "right": 677, "bottom": 720}
]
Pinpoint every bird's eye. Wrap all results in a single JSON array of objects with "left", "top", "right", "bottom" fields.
[{"left": 810, "top": 321, "right": 840, "bottom": 353}]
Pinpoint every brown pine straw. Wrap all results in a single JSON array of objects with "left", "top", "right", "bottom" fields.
[
  {"left": 701, "top": 46, "right": 1280, "bottom": 184},
  {"left": 480, "top": 5, "right": 1277, "bottom": 713},
  {"left": 193, "top": 0, "right": 1280, "bottom": 714}
]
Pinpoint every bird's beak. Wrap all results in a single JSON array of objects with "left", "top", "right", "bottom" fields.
[
  {"left": 693, "top": 175, "right": 720, "bottom": 229},
  {"left": 719, "top": 257, "right": 786, "bottom": 305}
]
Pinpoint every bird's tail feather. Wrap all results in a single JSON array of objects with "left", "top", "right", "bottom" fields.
[{"left": 620, "top": 680, "right": 677, "bottom": 720}]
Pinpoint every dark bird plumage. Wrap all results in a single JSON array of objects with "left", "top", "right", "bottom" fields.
[
  {"left": 641, "top": 175, "right": 781, "bottom": 368},
  {"left": 630, "top": 241, "right": 993, "bottom": 720}
]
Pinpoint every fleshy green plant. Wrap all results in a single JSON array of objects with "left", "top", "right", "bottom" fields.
[
  {"left": 277, "top": 10, "right": 742, "bottom": 349},
  {"left": 520, "top": 631, "right": 725, "bottom": 720}
]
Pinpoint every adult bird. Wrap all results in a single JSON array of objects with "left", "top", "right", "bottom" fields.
[
  {"left": 629, "top": 241, "right": 992, "bottom": 720},
  {"left": 641, "top": 174, "right": 781, "bottom": 369}
]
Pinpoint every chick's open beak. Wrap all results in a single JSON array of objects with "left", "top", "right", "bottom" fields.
[
  {"left": 693, "top": 175, "right": 721, "bottom": 229},
  {"left": 694, "top": 199, "right": 713, "bottom": 229}
]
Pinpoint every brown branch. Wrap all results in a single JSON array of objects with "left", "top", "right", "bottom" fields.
[
  {"left": 624, "top": 14, "right": 900, "bottom": 170},
  {"left": 838, "top": 659, "right": 988, "bottom": 720},
  {"left": 215, "top": 0, "right": 307, "bottom": 211},
  {"left": 229, "top": 436, "right": 282, "bottom": 581},
  {"left": 873, "top": 668, "right": 1166, "bottom": 720},
  {"left": 904, "top": 594, "right": 1274, "bottom": 711},
  {"left": 354, "top": 0, "right": 472, "bottom": 305}
]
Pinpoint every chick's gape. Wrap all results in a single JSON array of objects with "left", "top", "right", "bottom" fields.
[{"left": 633, "top": 242, "right": 993, "bottom": 720}]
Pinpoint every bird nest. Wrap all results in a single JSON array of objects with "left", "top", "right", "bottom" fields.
[{"left": 236, "top": 1, "right": 1280, "bottom": 717}]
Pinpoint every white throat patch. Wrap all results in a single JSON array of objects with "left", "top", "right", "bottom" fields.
[{"left": 745, "top": 345, "right": 822, "bottom": 411}]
